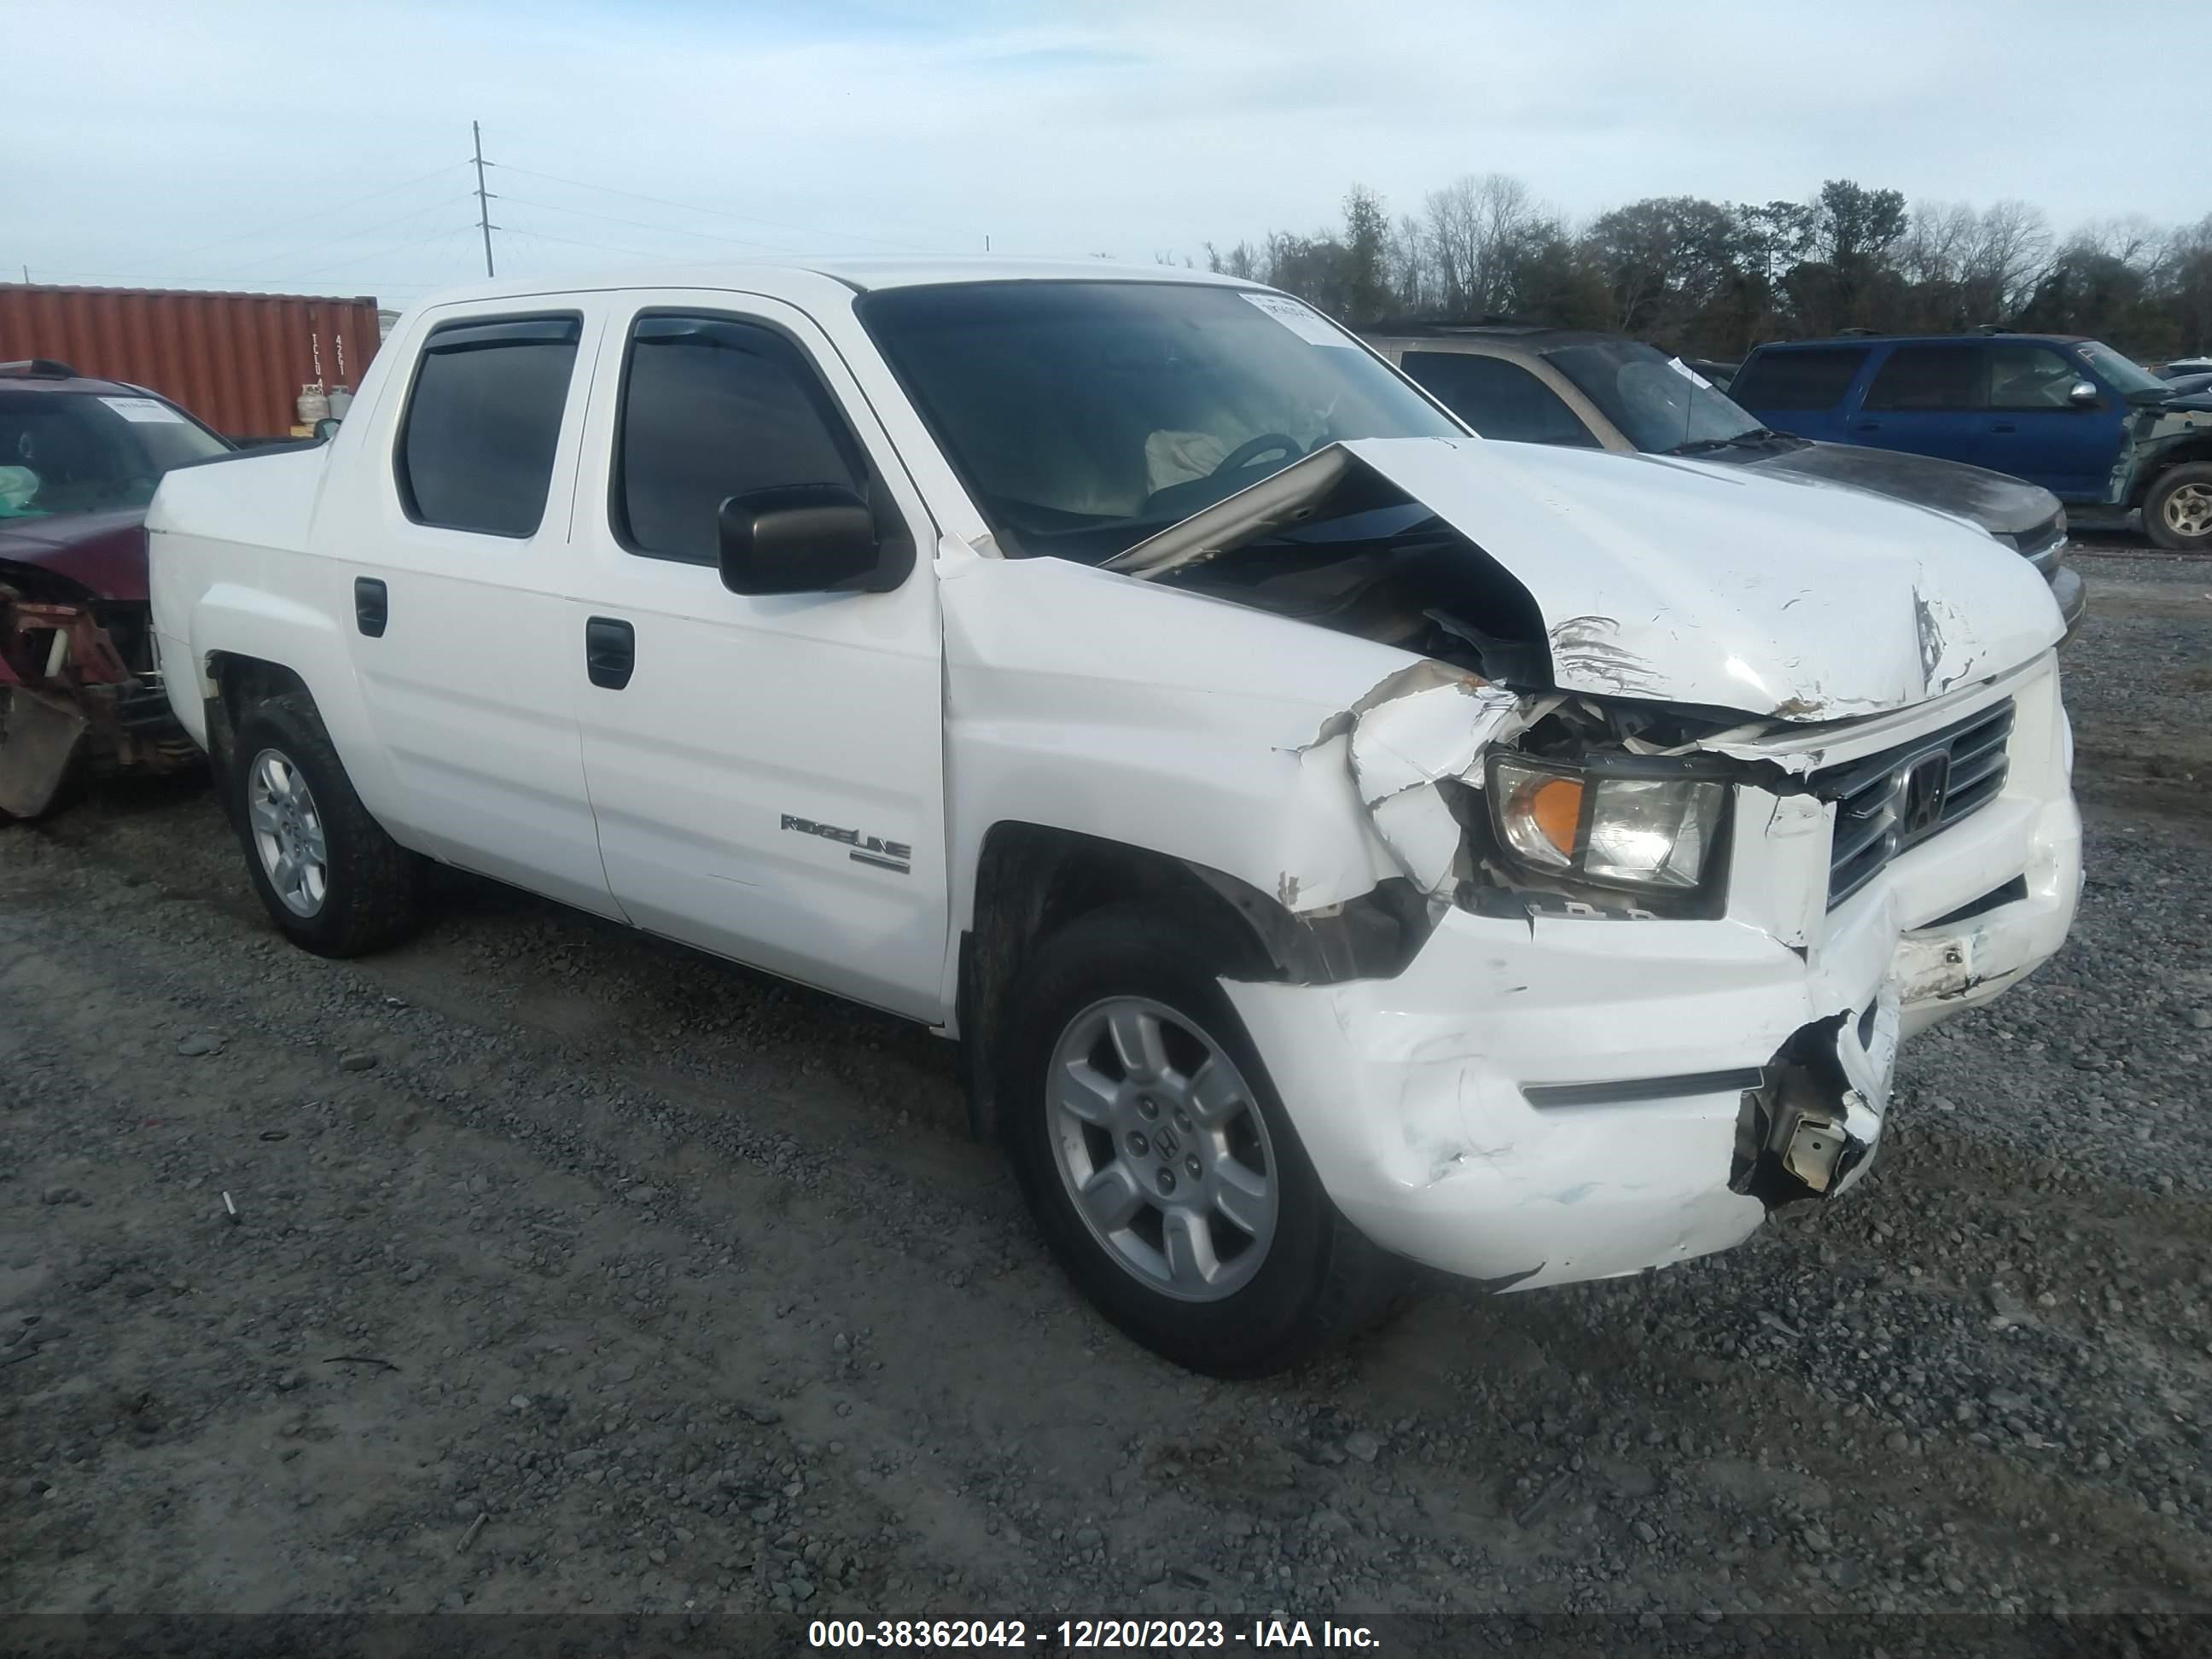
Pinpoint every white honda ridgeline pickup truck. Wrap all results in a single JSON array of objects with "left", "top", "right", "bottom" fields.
[{"left": 148, "top": 261, "right": 2081, "bottom": 1376}]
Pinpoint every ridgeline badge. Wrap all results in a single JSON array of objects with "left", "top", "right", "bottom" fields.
[{"left": 780, "top": 813, "right": 912, "bottom": 874}]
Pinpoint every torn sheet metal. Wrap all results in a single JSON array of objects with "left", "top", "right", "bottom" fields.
[
  {"left": 1340, "top": 662, "right": 1519, "bottom": 895},
  {"left": 1111, "top": 435, "right": 2062, "bottom": 722},
  {"left": 0, "top": 587, "right": 195, "bottom": 816}
]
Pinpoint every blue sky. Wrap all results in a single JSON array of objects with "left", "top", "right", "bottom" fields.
[{"left": 6, "top": 0, "right": 2205, "bottom": 307}]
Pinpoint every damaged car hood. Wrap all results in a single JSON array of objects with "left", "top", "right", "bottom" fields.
[
  {"left": 0, "top": 508, "right": 150, "bottom": 602},
  {"left": 1109, "top": 436, "right": 2064, "bottom": 722}
]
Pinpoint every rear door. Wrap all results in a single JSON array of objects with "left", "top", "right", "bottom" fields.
[
  {"left": 1850, "top": 344, "right": 1990, "bottom": 469},
  {"left": 319, "top": 300, "right": 620, "bottom": 917},
  {"left": 1982, "top": 341, "right": 2127, "bottom": 499},
  {"left": 562, "top": 293, "right": 950, "bottom": 1021},
  {"left": 1727, "top": 346, "right": 1870, "bottom": 441}
]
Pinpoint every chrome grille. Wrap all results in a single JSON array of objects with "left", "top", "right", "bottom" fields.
[{"left": 1814, "top": 698, "right": 2015, "bottom": 909}]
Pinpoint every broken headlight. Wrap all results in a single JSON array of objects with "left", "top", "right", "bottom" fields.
[{"left": 1487, "top": 754, "right": 1729, "bottom": 894}]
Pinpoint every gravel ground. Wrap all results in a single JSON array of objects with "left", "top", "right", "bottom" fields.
[{"left": 3, "top": 544, "right": 2208, "bottom": 1626}]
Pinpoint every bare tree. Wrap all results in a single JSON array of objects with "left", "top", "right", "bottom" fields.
[
  {"left": 1422, "top": 172, "right": 1544, "bottom": 313},
  {"left": 2070, "top": 215, "right": 2166, "bottom": 275},
  {"left": 1941, "top": 200, "right": 2052, "bottom": 323},
  {"left": 1204, "top": 176, "right": 2203, "bottom": 355},
  {"left": 1900, "top": 201, "right": 1980, "bottom": 287},
  {"left": 1388, "top": 213, "right": 1427, "bottom": 311}
]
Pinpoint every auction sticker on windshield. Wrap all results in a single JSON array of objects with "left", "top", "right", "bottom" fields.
[
  {"left": 1666, "top": 358, "right": 1715, "bottom": 389},
  {"left": 1242, "top": 292, "right": 1356, "bottom": 347},
  {"left": 98, "top": 396, "right": 187, "bottom": 423}
]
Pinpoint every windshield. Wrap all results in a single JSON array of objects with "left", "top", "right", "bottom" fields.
[
  {"left": 1542, "top": 340, "right": 1767, "bottom": 453},
  {"left": 0, "top": 390, "right": 228, "bottom": 520},
  {"left": 2074, "top": 341, "right": 2168, "bottom": 398},
  {"left": 857, "top": 281, "right": 1461, "bottom": 562}
]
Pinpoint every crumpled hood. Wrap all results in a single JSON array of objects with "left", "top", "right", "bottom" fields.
[
  {"left": 0, "top": 508, "right": 149, "bottom": 601},
  {"left": 1111, "top": 435, "right": 2063, "bottom": 722},
  {"left": 1737, "top": 439, "right": 2059, "bottom": 541}
]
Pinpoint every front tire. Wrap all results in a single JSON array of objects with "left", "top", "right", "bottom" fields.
[
  {"left": 228, "top": 692, "right": 426, "bottom": 957},
  {"left": 999, "top": 905, "right": 1402, "bottom": 1377},
  {"left": 2145, "top": 463, "right": 2212, "bottom": 551}
]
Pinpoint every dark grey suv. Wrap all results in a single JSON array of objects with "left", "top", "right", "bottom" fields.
[{"left": 1365, "top": 321, "right": 2084, "bottom": 637}]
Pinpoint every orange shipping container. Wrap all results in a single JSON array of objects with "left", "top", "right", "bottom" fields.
[{"left": 0, "top": 282, "right": 383, "bottom": 442}]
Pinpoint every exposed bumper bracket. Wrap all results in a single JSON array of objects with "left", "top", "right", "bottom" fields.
[{"left": 1730, "top": 1012, "right": 1879, "bottom": 1210}]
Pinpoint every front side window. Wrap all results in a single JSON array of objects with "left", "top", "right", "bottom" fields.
[
  {"left": 396, "top": 316, "right": 580, "bottom": 538},
  {"left": 0, "top": 391, "right": 228, "bottom": 520},
  {"left": 614, "top": 315, "right": 864, "bottom": 564},
  {"left": 1988, "top": 344, "right": 2083, "bottom": 410},
  {"left": 1863, "top": 346, "right": 1987, "bottom": 411},
  {"left": 1400, "top": 351, "right": 1601, "bottom": 448},
  {"left": 858, "top": 282, "right": 1459, "bottom": 563},
  {"left": 1542, "top": 341, "right": 1765, "bottom": 453},
  {"left": 1729, "top": 346, "right": 1869, "bottom": 411}
]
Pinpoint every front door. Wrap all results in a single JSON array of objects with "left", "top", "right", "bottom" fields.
[
  {"left": 1981, "top": 341, "right": 2128, "bottom": 500},
  {"left": 563, "top": 294, "right": 949, "bottom": 1021}
]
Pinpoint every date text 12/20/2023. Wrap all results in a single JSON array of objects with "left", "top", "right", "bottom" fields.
[{"left": 808, "top": 1618, "right": 1382, "bottom": 1649}]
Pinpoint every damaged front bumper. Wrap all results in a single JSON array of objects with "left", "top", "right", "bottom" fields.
[
  {"left": 1223, "top": 661, "right": 2081, "bottom": 1291},
  {"left": 0, "top": 592, "right": 194, "bottom": 818}
]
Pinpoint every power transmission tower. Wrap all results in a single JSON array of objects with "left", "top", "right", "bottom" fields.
[{"left": 472, "top": 120, "right": 498, "bottom": 278}]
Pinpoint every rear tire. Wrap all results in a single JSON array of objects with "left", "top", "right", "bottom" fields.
[
  {"left": 998, "top": 904, "right": 1403, "bottom": 1377},
  {"left": 2145, "top": 463, "right": 2212, "bottom": 551},
  {"left": 228, "top": 691, "right": 426, "bottom": 957}
]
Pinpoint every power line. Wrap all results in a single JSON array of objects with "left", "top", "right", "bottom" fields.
[
  {"left": 160, "top": 160, "right": 473, "bottom": 268},
  {"left": 499, "top": 225, "right": 705, "bottom": 265},
  {"left": 200, "top": 192, "right": 477, "bottom": 281},
  {"left": 497, "top": 195, "right": 806, "bottom": 255},
  {"left": 255, "top": 217, "right": 480, "bottom": 287},
  {"left": 492, "top": 161, "right": 955, "bottom": 254}
]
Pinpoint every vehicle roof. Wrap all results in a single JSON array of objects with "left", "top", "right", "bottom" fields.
[
  {"left": 0, "top": 367, "right": 152, "bottom": 397},
  {"left": 1360, "top": 320, "right": 1627, "bottom": 354},
  {"left": 1750, "top": 332, "right": 2093, "bottom": 351},
  {"left": 397, "top": 257, "right": 1268, "bottom": 311}
]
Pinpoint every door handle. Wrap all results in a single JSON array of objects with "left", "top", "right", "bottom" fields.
[
  {"left": 585, "top": 615, "right": 635, "bottom": 690},
  {"left": 1854, "top": 421, "right": 1880, "bottom": 432},
  {"left": 1990, "top": 422, "right": 2017, "bottom": 434},
  {"left": 354, "top": 577, "right": 387, "bottom": 637}
]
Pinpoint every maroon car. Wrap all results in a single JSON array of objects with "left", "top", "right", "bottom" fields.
[{"left": 0, "top": 358, "right": 232, "bottom": 818}]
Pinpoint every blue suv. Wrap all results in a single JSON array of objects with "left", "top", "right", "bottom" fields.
[{"left": 1731, "top": 332, "right": 2212, "bottom": 550}]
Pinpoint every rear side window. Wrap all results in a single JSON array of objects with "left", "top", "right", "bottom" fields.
[
  {"left": 396, "top": 315, "right": 581, "bottom": 538},
  {"left": 1730, "top": 347, "right": 1868, "bottom": 410},
  {"left": 1400, "top": 352, "right": 1601, "bottom": 448},
  {"left": 1863, "top": 345, "right": 1987, "bottom": 411},
  {"left": 614, "top": 315, "right": 865, "bottom": 564}
]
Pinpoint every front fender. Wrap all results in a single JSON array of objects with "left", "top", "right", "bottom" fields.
[{"left": 938, "top": 548, "right": 1425, "bottom": 934}]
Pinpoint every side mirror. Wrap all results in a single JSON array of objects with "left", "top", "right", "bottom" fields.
[
  {"left": 717, "top": 483, "right": 880, "bottom": 596},
  {"left": 312, "top": 417, "right": 342, "bottom": 442},
  {"left": 2067, "top": 381, "right": 2100, "bottom": 406}
]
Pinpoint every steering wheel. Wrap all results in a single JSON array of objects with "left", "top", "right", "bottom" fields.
[{"left": 1211, "top": 433, "right": 1302, "bottom": 477}]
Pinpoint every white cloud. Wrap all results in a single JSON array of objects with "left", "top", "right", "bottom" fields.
[{"left": 5, "top": 0, "right": 2202, "bottom": 302}]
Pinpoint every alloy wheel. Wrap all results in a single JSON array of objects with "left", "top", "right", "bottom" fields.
[
  {"left": 1045, "top": 996, "right": 1278, "bottom": 1302},
  {"left": 247, "top": 748, "right": 329, "bottom": 917}
]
